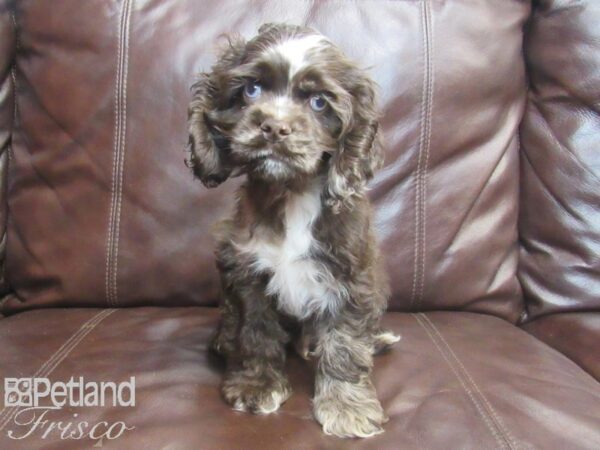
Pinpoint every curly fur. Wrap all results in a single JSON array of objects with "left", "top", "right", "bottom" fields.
[{"left": 187, "top": 23, "right": 399, "bottom": 438}]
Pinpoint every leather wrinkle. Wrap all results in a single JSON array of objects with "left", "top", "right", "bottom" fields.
[
  {"left": 484, "top": 239, "right": 517, "bottom": 296},
  {"left": 18, "top": 72, "right": 90, "bottom": 151},
  {"left": 444, "top": 137, "right": 514, "bottom": 256},
  {"left": 530, "top": 98, "right": 600, "bottom": 185},
  {"left": 521, "top": 137, "right": 585, "bottom": 224}
]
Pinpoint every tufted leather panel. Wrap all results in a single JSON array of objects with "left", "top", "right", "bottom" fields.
[
  {"left": 1, "top": 0, "right": 528, "bottom": 320},
  {"left": 519, "top": 0, "right": 600, "bottom": 319}
]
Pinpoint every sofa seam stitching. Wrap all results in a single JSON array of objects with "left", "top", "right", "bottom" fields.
[
  {"left": 105, "top": 0, "right": 132, "bottom": 307},
  {"left": 106, "top": 0, "right": 125, "bottom": 307},
  {"left": 0, "top": 309, "right": 116, "bottom": 430},
  {"left": 112, "top": 0, "right": 133, "bottom": 306},
  {"left": 422, "top": 314, "right": 520, "bottom": 450},
  {"left": 418, "top": 1, "right": 433, "bottom": 304},
  {"left": 10, "top": 9, "right": 19, "bottom": 140},
  {"left": 9, "top": 6, "right": 19, "bottom": 162},
  {"left": 0, "top": 309, "right": 114, "bottom": 426},
  {"left": 0, "top": 309, "right": 115, "bottom": 428},
  {"left": 410, "top": 3, "right": 427, "bottom": 307},
  {"left": 105, "top": 2, "right": 122, "bottom": 308},
  {"left": 411, "top": 0, "right": 433, "bottom": 309},
  {"left": 413, "top": 313, "right": 509, "bottom": 449}
]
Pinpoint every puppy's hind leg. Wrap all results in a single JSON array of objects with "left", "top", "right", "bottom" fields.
[
  {"left": 372, "top": 329, "right": 401, "bottom": 355},
  {"left": 210, "top": 293, "right": 240, "bottom": 358},
  {"left": 293, "top": 321, "right": 317, "bottom": 360}
]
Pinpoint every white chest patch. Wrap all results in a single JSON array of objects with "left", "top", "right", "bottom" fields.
[{"left": 236, "top": 183, "right": 342, "bottom": 319}]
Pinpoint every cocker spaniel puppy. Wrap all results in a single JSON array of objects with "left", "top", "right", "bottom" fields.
[{"left": 187, "top": 23, "right": 400, "bottom": 438}]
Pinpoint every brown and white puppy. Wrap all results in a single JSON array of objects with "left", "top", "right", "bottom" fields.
[{"left": 187, "top": 23, "right": 400, "bottom": 438}]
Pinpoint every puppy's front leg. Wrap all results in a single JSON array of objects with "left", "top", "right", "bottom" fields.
[
  {"left": 313, "top": 323, "right": 387, "bottom": 438},
  {"left": 221, "top": 279, "right": 292, "bottom": 415}
]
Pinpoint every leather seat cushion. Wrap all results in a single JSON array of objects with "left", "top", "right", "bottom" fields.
[
  {"left": 522, "top": 312, "right": 600, "bottom": 381},
  {"left": 0, "top": 307, "right": 598, "bottom": 449}
]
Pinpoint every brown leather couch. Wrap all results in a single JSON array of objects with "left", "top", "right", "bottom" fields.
[{"left": 0, "top": 1, "right": 599, "bottom": 449}]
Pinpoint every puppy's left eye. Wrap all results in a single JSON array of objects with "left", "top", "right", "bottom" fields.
[
  {"left": 244, "top": 81, "right": 262, "bottom": 100},
  {"left": 309, "top": 95, "right": 327, "bottom": 112}
]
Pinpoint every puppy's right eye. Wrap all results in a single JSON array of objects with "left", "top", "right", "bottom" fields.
[
  {"left": 243, "top": 81, "right": 262, "bottom": 100},
  {"left": 309, "top": 94, "right": 327, "bottom": 112}
]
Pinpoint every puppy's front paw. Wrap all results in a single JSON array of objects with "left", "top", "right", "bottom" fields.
[
  {"left": 222, "top": 368, "right": 291, "bottom": 415},
  {"left": 313, "top": 378, "right": 387, "bottom": 438}
]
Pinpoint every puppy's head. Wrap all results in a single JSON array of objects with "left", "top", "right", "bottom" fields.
[{"left": 187, "top": 23, "right": 383, "bottom": 211}]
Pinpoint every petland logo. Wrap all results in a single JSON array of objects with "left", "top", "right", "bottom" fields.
[{"left": 3, "top": 377, "right": 135, "bottom": 443}]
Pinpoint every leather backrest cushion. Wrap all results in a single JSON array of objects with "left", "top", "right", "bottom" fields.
[
  {"left": 0, "top": 1, "right": 15, "bottom": 300},
  {"left": 519, "top": 0, "right": 600, "bottom": 319},
  {"left": 2, "top": 0, "right": 529, "bottom": 320}
]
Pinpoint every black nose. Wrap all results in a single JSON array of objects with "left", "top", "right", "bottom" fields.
[{"left": 260, "top": 118, "right": 292, "bottom": 141}]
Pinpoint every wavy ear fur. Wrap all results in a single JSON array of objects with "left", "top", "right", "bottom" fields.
[
  {"left": 325, "top": 75, "right": 384, "bottom": 213},
  {"left": 186, "top": 35, "right": 246, "bottom": 188}
]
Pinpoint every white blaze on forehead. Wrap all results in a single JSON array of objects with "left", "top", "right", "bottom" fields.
[
  {"left": 273, "top": 96, "right": 292, "bottom": 119},
  {"left": 270, "top": 34, "right": 327, "bottom": 78}
]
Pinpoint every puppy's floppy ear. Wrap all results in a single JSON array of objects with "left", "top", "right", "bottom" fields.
[
  {"left": 186, "top": 35, "right": 246, "bottom": 188},
  {"left": 324, "top": 74, "right": 384, "bottom": 213}
]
